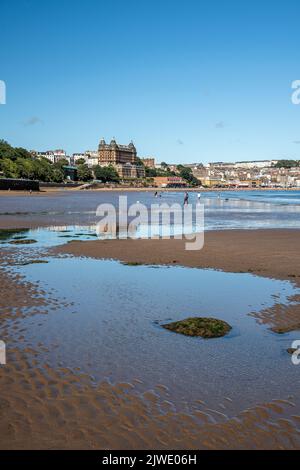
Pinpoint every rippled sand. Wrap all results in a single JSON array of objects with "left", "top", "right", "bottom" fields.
[
  {"left": 0, "top": 246, "right": 300, "bottom": 449},
  {"left": 1, "top": 346, "right": 300, "bottom": 450}
]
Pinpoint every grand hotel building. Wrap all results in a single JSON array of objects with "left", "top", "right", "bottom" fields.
[{"left": 98, "top": 138, "right": 145, "bottom": 178}]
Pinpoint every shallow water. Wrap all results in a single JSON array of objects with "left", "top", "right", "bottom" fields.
[
  {"left": 8, "top": 255, "right": 300, "bottom": 416},
  {"left": 1, "top": 190, "right": 300, "bottom": 231}
]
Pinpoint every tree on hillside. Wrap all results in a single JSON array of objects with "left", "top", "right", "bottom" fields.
[
  {"left": 0, "top": 140, "right": 18, "bottom": 160},
  {"left": 14, "top": 147, "right": 32, "bottom": 159},
  {"left": 135, "top": 157, "right": 145, "bottom": 166},
  {"left": 54, "top": 158, "right": 69, "bottom": 168},
  {"left": 75, "top": 158, "right": 86, "bottom": 165},
  {"left": 51, "top": 168, "right": 64, "bottom": 183},
  {"left": 0, "top": 158, "right": 18, "bottom": 178},
  {"left": 15, "top": 157, "right": 35, "bottom": 179},
  {"left": 93, "top": 165, "right": 119, "bottom": 183},
  {"left": 77, "top": 163, "right": 92, "bottom": 182},
  {"left": 178, "top": 166, "right": 200, "bottom": 186},
  {"left": 0, "top": 140, "right": 68, "bottom": 182},
  {"left": 145, "top": 167, "right": 157, "bottom": 177},
  {"left": 32, "top": 158, "right": 54, "bottom": 182},
  {"left": 275, "top": 160, "right": 299, "bottom": 169}
]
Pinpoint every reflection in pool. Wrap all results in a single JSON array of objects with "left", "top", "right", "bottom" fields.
[{"left": 9, "top": 255, "right": 300, "bottom": 417}]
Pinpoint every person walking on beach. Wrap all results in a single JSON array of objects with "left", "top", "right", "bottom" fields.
[
  {"left": 197, "top": 192, "right": 201, "bottom": 202},
  {"left": 184, "top": 191, "right": 189, "bottom": 206}
]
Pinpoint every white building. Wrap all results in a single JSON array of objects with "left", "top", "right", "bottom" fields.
[
  {"left": 85, "top": 150, "right": 99, "bottom": 168},
  {"left": 36, "top": 150, "right": 67, "bottom": 164},
  {"left": 72, "top": 153, "right": 88, "bottom": 165},
  {"left": 234, "top": 160, "right": 278, "bottom": 169}
]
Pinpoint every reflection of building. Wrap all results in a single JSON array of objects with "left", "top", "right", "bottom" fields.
[
  {"left": 153, "top": 176, "right": 187, "bottom": 188},
  {"left": 98, "top": 138, "right": 145, "bottom": 178}
]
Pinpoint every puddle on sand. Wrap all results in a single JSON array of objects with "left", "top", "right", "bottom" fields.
[
  {"left": 7, "top": 255, "right": 300, "bottom": 417},
  {"left": 0, "top": 223, "right": 203, "bottom": 247},
  {"left": 0, "top": 226, "right": 99, "bottom": 247}
]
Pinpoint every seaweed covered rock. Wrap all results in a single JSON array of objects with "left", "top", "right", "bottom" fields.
[
  {"left": 0, "top": 228, "right": 29, "bottom": 241},
  {"left": 9, "top": 239, "right": 37, "bottom": 245},
  {"left": 163, "top": 317, "right": 232, "bottom": 339}
]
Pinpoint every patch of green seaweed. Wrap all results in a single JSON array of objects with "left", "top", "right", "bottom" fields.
[{"left": 162, "top": 317, "right": 232, "bottom": 339}]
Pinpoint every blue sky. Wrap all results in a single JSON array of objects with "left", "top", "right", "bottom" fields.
[{"left": 1, "top": 0, "right": 300, "bottom": 163}]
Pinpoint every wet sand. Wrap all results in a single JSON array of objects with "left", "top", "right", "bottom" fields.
[
  {"left": 1, "top": 229, "right": 300, "bottom": 449},
  {"left": 1, "top": 188, "right": 298, "bottom": 197},
  {"left": 55, "top": 229, "right": 299, "bottom": 281},
  {"left": 2, "top": 349, "right": 300, "bottom": 450}
]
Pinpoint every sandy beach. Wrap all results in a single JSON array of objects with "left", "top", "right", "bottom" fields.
[
  {"left": 1, "top": 193, "right": 300, "bottom": 449},
  {"left": 0, "top": 228, "right": 299, "bottom": 448}
]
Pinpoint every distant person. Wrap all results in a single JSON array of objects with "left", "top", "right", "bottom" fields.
[
  {"left": 154, "top": 191, "right": 158, "bottom": 197},
  {"left": 184, "top": 192, "right": 189, "bottom": 206},
  {"left": 197, "top": 193, "right": 201, "bottom": 202}
]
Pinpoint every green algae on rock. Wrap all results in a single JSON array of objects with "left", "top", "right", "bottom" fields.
[
  {"left": 17, "top": 260, "right": 49, "bottom": 266},
  {"left": 163, "top": 317, "right": 232, "bottom": 339},
  {"left": 9, "top": 239, "right": 37, "bottom": 245},
  {"left": 0, "top": 228, "right": 30, "bottom": 241},
  {"left": 122, "top": 262, "right": 143, "bottom": 266}
]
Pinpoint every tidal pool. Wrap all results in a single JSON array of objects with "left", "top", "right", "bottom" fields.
[{"left": 9, "top": 255, "right": 300, "bottom": 417}]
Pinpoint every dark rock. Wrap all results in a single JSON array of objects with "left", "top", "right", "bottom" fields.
[
  {"left": 0, "top": 228, "right": 29, "bottom": 241},
  {"left": 9, "top": 239, "right": 37, "bottom": 245},
  {"left": 163, "top": 317, "right": 232, "bottom": 339}
]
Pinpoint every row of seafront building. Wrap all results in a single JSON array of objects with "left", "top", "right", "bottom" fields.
[
  {"left": 31, "top": 139, "right": 154, "bottom": 178},
  {"left": 155, "top": 160, "right": 300, "bottom": 188},
  {"left": 189, "top": 161, "right": 300, "bottom": 188},
  {"left": 31, "top": 140, "right": 300, "bottom": 188},
  {"left": 31, "top": 149, "right": 98, "bottom": 168}
]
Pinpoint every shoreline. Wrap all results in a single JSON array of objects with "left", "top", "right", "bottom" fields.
[{"left": 0, "top": 186, "right": 299, "bottom": 197}]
